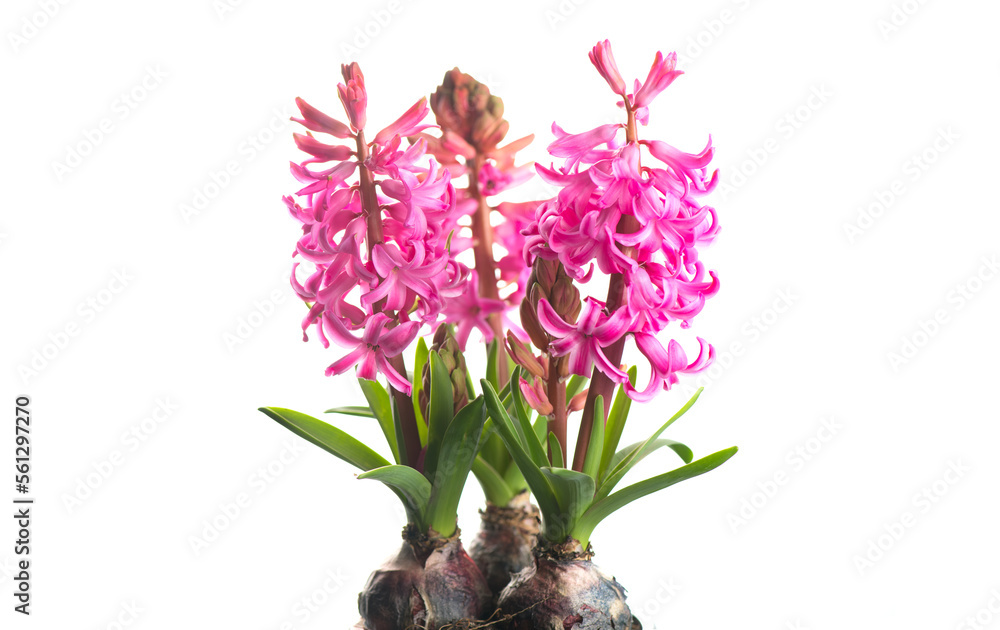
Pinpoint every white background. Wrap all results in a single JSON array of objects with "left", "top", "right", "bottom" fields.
[{"left": 3, "top": 0, "right": 999, "bottom": 628}]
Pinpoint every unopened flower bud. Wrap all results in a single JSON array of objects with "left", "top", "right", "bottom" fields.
[
  {"left": 431, "top": 69, "right": 509, "bottom": 153},
  {"left": 420, "top": 324, "right": 470, "bottom": 417},
  {"left": 519, "top": 377, "right": 553, "bottom": 416},
  {"left": 506, "top": 331, "right": 546, "bottom": 379}
]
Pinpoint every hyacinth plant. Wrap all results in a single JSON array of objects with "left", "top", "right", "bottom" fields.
[
  {"left": 259, "top": 42, "right": 736, "bottom": 630},
  {"left": 259, "top": 62, "right": 495, "bottom": 629},
  {"left": 479, "top": 41, "right": 738, "bottom": 628},
  {"left": 416, "top": 69, "right": 546, "bottom": 597}
]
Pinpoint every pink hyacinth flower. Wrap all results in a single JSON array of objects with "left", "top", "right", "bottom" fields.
[
  {"left": 589, "top": 39, "right": 626, "bottom": 95},
  {"left": 440, "top": 272, "right": 507, "bottom": 350},
  {"left": 625, "top": 335, "right": 714, "bottom": 402},
  {"left": 633, "top": 51, "right": 683, "bottom": 108},
  {"left": 323, "top": 313, "right": 420, "bottom": 394},
  {"left": 372, "top": 97, "right": 435, "bottom": 146},
  {"left": 338, "top": 62, "right": 367, "bottom": 131},
  {"left": 537, "top": 297, "right": 632, "bottom": 382},
  {"left": 292, "top": 97, "right": 354, "bottom": 139}
]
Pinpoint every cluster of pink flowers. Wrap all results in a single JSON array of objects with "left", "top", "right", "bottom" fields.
[
  {"left": 285, "top": 63, "right": 472, "bottom": 394},
  {"left": 523, "top": 41, "right": 721, "bottom": 402}
]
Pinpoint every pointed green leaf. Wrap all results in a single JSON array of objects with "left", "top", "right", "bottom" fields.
[
  {"left": 390, "top": 395, "right": 409, "bottom": 468},
  {"left": 481, "top": 379, "right": 563, "bottom": 540},
  {"left": 595, "top": 388, "right": 703, "bottom": 501},
  {"left": 258, "top": 407, "right": 390, "bottom": 471},
  {"left": 541, "top": 467, "right": 595, "bottom": 540},
  {"left": 575, "top": 446, "right": 738, "bottom": 546},
  {"left": 427, "top": 398, "right": 486, "bottom": 537},
  {"left": 423, "top": 351, "right": 455, "bottom": 482},
  {"left": 532, "top": 415, "right": 549, "bottom": 449},
  {"left": 358, "top": 379, "right": 399, "bottom": 464},
  {"left": 357, "top": 465, "right": 431, "bottom": 526},
  {"left": 324, "top": 406, "right": 375, "bottom": 418},
  {"left": 581, "top": 395, "right": 606, "bottom": 480},
  {"left": 599, "top": 367, "right": 637, "bottom": 479},
  {"left": 547, "top": 432, "right": 565, "bottom": 468},
  {"left": 486, "top": 339, "right": 500, "bottom": 389},
  {"left": 411, "top": 337, "right": 430, "bottom": 445},
  {"left": 471, "top": 456, "right": 516, "bottom": 507},
  {"left": 605, "top": 439, "right": 694, "bottom": 478}
]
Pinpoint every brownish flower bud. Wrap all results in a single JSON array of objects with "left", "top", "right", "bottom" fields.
[
  {"left": 519, "top": 259, "right": 582, "bottom": 352},
  {"left": 506, "top": 331, "right": 546, "bottom": 379},
  {"left": 420, "top": 324, "right": 470, "bottom": 417},
  {"left": 431, "top": 69, "right": 508, "bottom": 153}
]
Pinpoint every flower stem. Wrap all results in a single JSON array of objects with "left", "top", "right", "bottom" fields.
[
  {"left": 467, "top": 154, "right": 509, "bottom": 387},
  {"left": 571, "top": 105, "right": 640, "bottom": 472},
  {"left": 356, "top": 129, "right": 422, "bottom": 468}
]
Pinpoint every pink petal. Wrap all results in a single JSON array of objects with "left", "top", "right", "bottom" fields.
[
  {"left": 373, "top": 97, "right": 432, "bottom": 146},
  {"left": 536, "top": 299, "right": 577, "bottom": 338},
  {"left": 293, "top": 97, "right": 354, "bottom": 138},
  {"left": 589, "top": 39, "right": 626, "bottom": 94}
]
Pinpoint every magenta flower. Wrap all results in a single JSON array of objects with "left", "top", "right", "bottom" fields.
[
  {"left": 285, "top": 62, "right": 474, "bottom": 392},
  {"left": 439, "top": 272, "right": 507, "bottom": 350},
  {"left": 589, "top": 39, "right": 626, "bottom": 95},
  {"left": 625, "top": 335, "right": 713, "bottom": 402},
  {"left": 337, "top": 62, "right": 367, "bottom": 131},
  {"left": 361, "top": 242, "right": 449, "bottom": 314},
  {"left": 372, "top": 97, "right": 435, "bottom": 145},
  {"left": 633, "top": 51, "right": 682, "bottom": 108},
  {"left": 537, "top": 297, "right": 631, "bottom": 382},
  {"left": 524, "top": 40, "right": 721, "bottom": 405},
  {"left": 324, "top": 313, "right": 420, "bottom": 394}
]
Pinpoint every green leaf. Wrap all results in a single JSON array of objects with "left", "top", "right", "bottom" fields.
[
  {"left": 390, "top": 396, "right": 409, "bottom": 469},
  {"left": 471, "top": 456, "right": 515, "bottom": 507},
  {"left": 427, "top": 398, "right": 487, "bottom": 537},
  {"left": 509, "top": 367, "right": 549, "bottom": 468},
  {"left": 422, "top": 351, "right": 455, "bottom": 482},
  {"left": 541, "top": 467, "right": 596, "bottom": 540},
  {"left": 479, "top": 422, "right": 510, "bottom": 473},
  {"left": 575, "top": 446, "right": 738, "bottom": 547},
  {"left": 605, "top": 439, "right": 694, "bottom": 477},
  {"left": 581, "top": 395, "right": 606, "bottom": 480},
  {"left": 595, "top": 388, "right": 703, "bottom": 501},
  {"left": 532, "top": 415, "right": 549, "bottom": 450},
  {"left": 547, "top": 432, "right": 564, "bottom": 468},
  {"left": 358, "top": 379, "right": 399, "bottom": 465},
  {"left": 258, "top": 407, "right": 390, "bottom": 472},
  {"left": 565, "top": 374, "right": 588, "bottom": 402},
  {"left": 481, "top": 379, "right": 563, "bottom": 539},
  {"left": 486, "top": 339, "right": 500, "bottom": 389},
  {"left": 411, "top": 337, "right": 430, "bottom": 446},
  {"left": 324, "top": 406, "right": 374, "bottom": 418},
  {"left": 599, "top": 367, "right": 637, "bottom": 480},
  {"left": 357, "top": 465, "right": 431, "bottom": 526}
]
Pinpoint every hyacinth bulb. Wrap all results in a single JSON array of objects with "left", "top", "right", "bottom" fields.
[
  {"left": 357, "top": 527, "right": 491, "bottom": 630},
  {"left": 467, "top": 491, "right": 541, "bottom": 600},
  {"left": 497, "top": 540, "right": 633, "bottom": 630}
]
